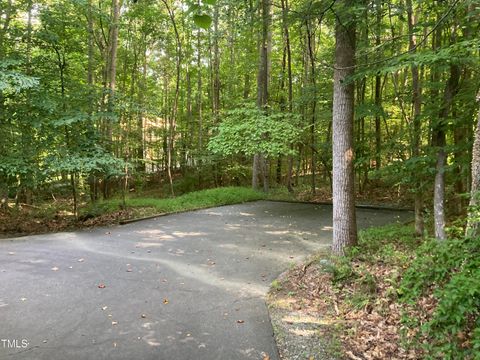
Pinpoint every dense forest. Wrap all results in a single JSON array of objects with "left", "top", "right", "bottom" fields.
[
  {"left": 1, "top": 0, "right": 480, "bottom": 358},
  {"left": 1, "top": 0, "right": 480, "bottom": 247},
  {"left": 1, "top": 0, "right": 479, "bottom": 236}
]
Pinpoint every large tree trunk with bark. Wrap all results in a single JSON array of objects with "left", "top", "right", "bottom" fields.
[
  {"left": 332, "top": 0, "right": 357, "bottom": 256},
  {"left": 466, "top": 90, "right": 480, "bottom": 237}
]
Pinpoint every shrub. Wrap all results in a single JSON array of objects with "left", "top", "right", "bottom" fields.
[{"left": 400, "top": 236, "right": 480, "bottom": 359}]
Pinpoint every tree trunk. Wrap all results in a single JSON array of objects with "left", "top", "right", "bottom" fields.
[
  {"left": 407, "top": 0, "right": 424, "bottom": 236},
  {"left": 252, "top": 0, "right": 271, "bottom": 191},
  {"left": 212, "top": 4, "right": 220, "bottom": 121},
  {"left": 306, "top": 19, "right": 317, "bottom": 195},
  {"left": 374, "top": 0, "right": 382, "bottom": 170},
  {"left": 466, "top": 90, "right": 480, "bottom": 237},
  {"left": 107, "top": 0, "right": 120, "bottom": 147},
  {"left": 197, "top": 27, "right": 203, "bottom": 154},
  {"left": 332, "top": 0, "right": 357, "bottom": 255},
  {"left": 433, "top": 64, "right": 460, "bottom": 240},
  {"left": 163, "top": 0, "right": 181, "bottom": 197},
  {"left": 281, "top": 0, "right": 294, "bottom": 193},
  {"left": 137, "top": 42, "right": 147, "bottom": 173}
]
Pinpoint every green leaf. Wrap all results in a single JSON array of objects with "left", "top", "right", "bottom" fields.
[
  {"left": 203, "top": 0, "right": 216, "bottom": 5},
  {"left": 193, "top": 14, "right": 212, "bottom": 29}
]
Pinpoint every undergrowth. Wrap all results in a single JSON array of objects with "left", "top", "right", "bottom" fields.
[
  {"left": 80, "top": 186, "right": 265, "bottom": 218},
  {"left": 328, "top": 224, "right": 480, "bottom": 359}
]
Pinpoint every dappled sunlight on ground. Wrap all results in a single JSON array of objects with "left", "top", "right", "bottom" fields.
[
  {"left": 0, "top": 201, "right": 411, "bottom": 360},
  {"left": 171, "top": 231, "right": 208, "bottom": 238}
]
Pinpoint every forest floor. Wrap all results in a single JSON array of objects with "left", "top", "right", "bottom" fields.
[
  {"left": 267, "top": 225, "right": 431, "bottom": 360},
  {"left": 0, "top": 183, "right": 411, "bottom": 238}
]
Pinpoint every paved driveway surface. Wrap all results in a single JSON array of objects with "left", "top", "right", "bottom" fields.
[{"left": 0, "top": 201, "right": 411, "bottom": 360}]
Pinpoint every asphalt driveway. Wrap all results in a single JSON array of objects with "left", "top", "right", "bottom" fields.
[{"left": 0, "top": 201, "right": 411, "bottom": 360}]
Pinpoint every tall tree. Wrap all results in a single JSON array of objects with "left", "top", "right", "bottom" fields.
[
  {"left": 433, "top": 63, "right": 460, "bottom": 240},
  {"left": 466, "top": 90, "right": 480, "bottom": 237},
  {"left": 406, "top": 0, "right": 424, "bottom": 237},
  {"left": 252, "top": 0, "right": 272, "bottom": 192},
  {"left": 332, "top": 0, "right": 357, "bottom": 255}
]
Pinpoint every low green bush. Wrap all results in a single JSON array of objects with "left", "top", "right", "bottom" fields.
[{"left": 399, "top": 236, "right": 480, "bottom": 359}]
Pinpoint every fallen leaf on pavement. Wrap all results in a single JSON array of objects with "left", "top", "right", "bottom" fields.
[
  {"left": 237, "top": 320, "right": 244, "bottom": 324},
  {"left": 163, "top": 298, "right": 169, "bottom": 304}
]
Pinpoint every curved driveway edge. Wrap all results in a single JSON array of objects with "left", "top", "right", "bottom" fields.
[{"left": 0, "top": 201, "right": 411, "bottom": 359}]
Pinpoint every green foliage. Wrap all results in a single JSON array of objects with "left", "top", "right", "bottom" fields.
[
  {"left": 373, "top": 155, "right": 435, "bottom": 193},
  {"left": 329, "top": 256, "right": 357, "bottom": 284},
  {"left": 331, "top": 225, "right": 480, "bottom": 357},
  {"left": 349, "top": 224, "right": 419, "bottom": 264},
  {"left": 208, "top": 103, "right": 302, "bottom": 158},
  {"left": 43, "top": 146, "right": 127, "bottom": 179},
  {"left": 188, "top": 0, "right": 216, "bottom": 29},
  {"left": 271, "top": 279, "right": 283, "bottom": 291},
  {"left": 399, "top": 237, "right": 480, "bottom": 359},
  {"left": 193, "top": 14, "right": 212, "bottom": 29},
  {"left": 0, "top": 60, "right": 39, "bottom": 94}
]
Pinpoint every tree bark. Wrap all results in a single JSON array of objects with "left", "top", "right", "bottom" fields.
[
  {"left": 374, "top": 0, "right": 382, "bottom": 171},
  {"left": 197, "top": 27, "right": 203, "bottom": 154},
  {"left": 163, "top": 0, "right": 181, "bottom": 197},
  {"left": 212, "top": 3, "right": 220, "bottom": 121},
  {"left": 281, "top": 0, "right": 294, "bottom": 193},
  {"left": 106, "top": 0, "right": 120, "bottom": 147},
  {"left": 332, "top": 0, "right": 357, "bottom": 256},
  {"left": 406, "top": 0, "right": 424, "bottom": 236},
  {"left": 466, "top": 90, "right": 480, "bottom": 237},
  {"left": 306, "top": 19, "right": 317, "bottom": 195},
  {"left": 433, "top": 64, "right": 460, "bottom": 240},
  {"left": 252, "top": 0, "right": 271, "bottom": 191}
]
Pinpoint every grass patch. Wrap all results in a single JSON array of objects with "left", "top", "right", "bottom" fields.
[{"left": 80, "top": 186, "right": 265, "bottom": 219}]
